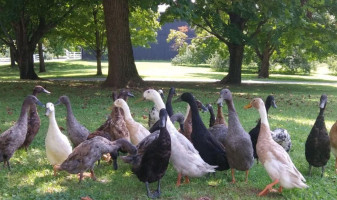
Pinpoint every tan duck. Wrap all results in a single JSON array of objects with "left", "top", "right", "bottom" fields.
[
  {"left": 20, "top": 86, "right": 50, "bottom": 151},
  {"left": 0, "top": 95, "right": 44, "bottom": 170},
  {"left": 329, "top": 120, "right": 337, "bottom": 173},
  {"left": 214, "top": 102, "right": 227, "bottom": 126},
  {"left": 245, "top": 98, "right": 308, "bottom": 196},
  {"left": 54, "top": 137, "right": 136, "bottom": 183},
  {"left": 114, "top": 99, "right": 150, "bottom": 145},
  {"left": 95, "top": 89, "right": 134, "bottom": 142}
]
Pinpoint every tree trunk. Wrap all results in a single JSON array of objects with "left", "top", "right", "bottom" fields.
[
  {"left": 38, "top": 41, "right": 46, "bottom": 72},
  {"left": 96, "top": 51, "right": 102, "bottom": 75},
  {"left": 220, "top": 43, "right": 244, "bottom": 84},
  {"left": 9, "top": 46, "right": 16, "bottom": 68},
  {"left": 102, "top": 0, "right": 143, "bottom": 88},
  {"left": 258, "top": 49, "right": 271, "bottom": 78},
  {"left": 15, "top": 16, "right": 39, "bottom": 79},
  {"left": 93, "top": 6, "right": 102, "bottom": 76}
]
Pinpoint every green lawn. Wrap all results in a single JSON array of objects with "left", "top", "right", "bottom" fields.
[
  {"left": 1, "top": 60, "right": 336, "bottom": 83},
  {"left": 0, "top": 61, "right": 337, "bottom": 199}
]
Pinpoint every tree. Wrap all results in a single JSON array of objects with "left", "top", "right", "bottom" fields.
[
  {"left": 0, "top": 0, "right": 79, "bottom": 79},
  {"left": 38, "top": 41, "right": 45, "bottom": 72}
]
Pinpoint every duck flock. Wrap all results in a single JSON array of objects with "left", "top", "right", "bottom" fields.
[{"left": 0, "top": 85, "right": 336, "bottom": 198}]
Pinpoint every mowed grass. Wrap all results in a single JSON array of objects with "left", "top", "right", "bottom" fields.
[
  {"left": 1, "top": 60, "right": 336, "bottom": 83},
  {"left": 0, "top": 80, "right": 337, "bottom": 199}
]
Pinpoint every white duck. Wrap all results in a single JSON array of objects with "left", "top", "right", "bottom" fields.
[
  {"left": 148, "top": 89, "right": 164, "bottom": 128},
  {"left": 143, "top": 89, "right": 216, "bottom": 186},
  {"left": 45, "top": 102, "right": 72, "bottom": 176},
  {"left": 245, "top": 98, "right": 308, "bottom": 196},
  {"left": 114, "top": 99, "right": 150, "bottom": 145}
]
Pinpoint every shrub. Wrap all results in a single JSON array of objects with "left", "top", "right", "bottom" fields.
[{"left": 207, "top": 52, "right": 229, "bottom": 72}]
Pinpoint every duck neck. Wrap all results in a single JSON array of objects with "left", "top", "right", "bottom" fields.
[
  {"left": 258, "top": 106, "right": 270, "bottom": 131},
  {"left": 166, "top": 94, "right": 174, "bottom": 117},
  {"left": 64, "top": 101, "right": 76, "bottom": 123},
  {"left": 152, "top": 96, "right": 165, "bottom": 111},
  {"left": 216, "top": 105, "right": 223, "bottom": 119},
  {"left": 225, "top": 99, "right": 241, "bottom": 129},
  {"left": 17, "top": 101, "right": 31, "bottom": 126},
  {"left": 209, "top": 106, "right": 215, "bottom": 126},
  {"left": 189, "top": 100, "right": 207, "bottom": 131},
  {"left": 119, "top": 104, "right": 134, "bottom": 122},
  {"left": 47, "top": 111, "right": 59, "bottom": 131}
]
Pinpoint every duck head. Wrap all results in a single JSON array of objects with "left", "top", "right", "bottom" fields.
[
  {"left": 319, "top": 94, "right": 327, "bottom": 109},
  {"left": 175, "top": 92, "right": 208, "bottom": 112},
  {"left": 159, "top": 108, "right": 168, "bottom": 128},
  {"left": 114, "top": 98, "right": 127, "bottom": 108},
  {"left": 266, "top": 95, "right": 277, "bottom": 109},
  {"left": 33, "top": 85, "right": 51, "bottom": 96},
  {"left": 169, "top": 87, "right": 176, "bottom": 96},
  {"left": 117, "top": 89, "right": 134, "bottom": 101},
  {"left": 244, "top": 98, "right": 264, "bottom": 110},
  {"left": 45, "top": 102, "right": 55, "bottom": 117},
  {"left": 55, "top": 95, "right": 69, "bottom": 106},
  {"left": 24, "top": 95, "right": 45, "bottom": 107},
  {"left": 217, "top": 89, "right": 232, "bottom": 104},
  {"left": 143, "top": 89, "right": 161, "bottom": 102}
]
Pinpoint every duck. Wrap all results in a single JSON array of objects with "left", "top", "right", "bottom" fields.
[
  {"left": 305, "top": 94, "right": 331, "bottom": 177},
  {"left": 249, "top": 95, "right": 277, "bottom": 161},
  {"left": 207, "top": 102, "right": 228, "bottom": 148},
  {"left": 56, "top": 96, "right": 90, "bottom": 147},
  {"left": 143, "top": 89, "right": 216, "bottom": 186},
  {"left": 182, "top": 100, "right": 208, "bottom": 141},
  {"left": 0, "top": 95, "right": 44, "bottom": 170},
  {"left": 54, "top": 137, "right": 136, "bottom": 183},
  {"left": 329, "top": 120, "right": 337, "bottom": 173},
  {"left": 176, "top": 93, "right": 229, "bottom": 172},
  {"left": 217, "top": 89, "right": 254, "bottom": 183},
  {"left": 148, "top": 89, "right": 164, "bottom": 128},
  {"left": 245, "top": 98, "right": 308, "bottom": 196},
  {"left": 20, "top": 85, "right": 50, "bottom": 151},
  {"left": 45, "top": 102, "right": 73, "bottom": 176},
  {"left": 249, "top": 95, "right": 292, "bottom": 162},
  {"left": 121, "top": 109, "right": 171, "bottom": 199},
  {"left": 114, "top": 99, "right": 150, "bottom": 145},
  {"left": 95, "top": 89, "right": 134, "bottom": 142}
]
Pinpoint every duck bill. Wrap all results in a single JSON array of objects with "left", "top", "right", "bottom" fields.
[
  {"left": 271, "top": 100, "right": 277, "bottom": 108},
  {"left": 36, "top": 100, "right": 45, "bottom": 107},
  {"left": 244, "top": 103, "right": 252, "bottom": 109},
  {"left": 43, "top": 89, "right": 51, "bottom": 94},
  {"left": 54, "top": 100, "right": 61, "bottom": 106},
  {"left": 127, "top": 92, "right": 134, "bottom": 98},
  {"left": 216, "top": 97, "right": 223, "bottom": 106}
]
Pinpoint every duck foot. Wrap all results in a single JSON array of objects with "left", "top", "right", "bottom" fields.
[
  {"left": 176, "top": 173, "right": 182, "bottom": 187},
  {"left": 4, "top": 160, "right": 11, "bottom": 171},
  {"left": 184, "top": 176, "right": 190, "bottom": 184},
  {"left": 245, "top": 170, "right": 249, "bottom": 183},
  {"left": 53, "top": 165, "right": 61, "bottom": 176},
  {"left": 145, "top": 180, "right": 161, "bottom": 199},
  {"left": 321, "top": 166, "right": 325, "bottom": 178},
  {"left": 308, "top": 165, "right": 312, "bottom": 176},
  {"left": 90, "top": 169, "right": 97, "bottom": 181},
  {"left": 231, "top": 169, "right": 236, "bottom": 184},
  {"left": 258, "top": 179, "right": 279, "bottom": 196},
  {"left": 112, "top": 158, "right": 118, "bottom": 170}
]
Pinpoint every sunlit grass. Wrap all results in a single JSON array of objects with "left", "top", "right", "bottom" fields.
[{"left": 0, "top": 70, "right": 337, "bottom": 199}]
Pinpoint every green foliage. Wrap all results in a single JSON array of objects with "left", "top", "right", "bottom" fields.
[
  {"left": 129, "top": 7, "right": 161, "bottom": 48},
  {"left": 326, "top": 56, "right": 337, "bottom": 74},
  {"left": 207, "top": 51, "right": 228, "bottom": 72}
]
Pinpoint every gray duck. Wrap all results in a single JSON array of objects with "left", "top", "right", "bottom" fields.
[
  {"left": 54, "top": 137, "right": 136, "bottom": 183},
  {"left": 121, "top": 109, "right": 171, "bottom": 199},
  {"left": 56, "top": 96, "right": 90, "bottom": 147},
  {"left": 20, "top": 85, "right": 50, "bottom": 151},
  {"left": 0, "top": 95, "right": 44, "bottom": 170},
  {"left": 305, "top": 94, "right": 331, "bottom": 177},
  {"left": 218, "top": 89, "right": 254, "bottom": 183}
]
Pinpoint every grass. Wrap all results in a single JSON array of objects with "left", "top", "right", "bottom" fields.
[
  {"left": 0, "top": 61, "right": 337, "bottom": 199},
  {"left": 1, "top": 60, "right": 336, "bottom": 83}
]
